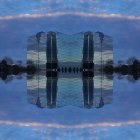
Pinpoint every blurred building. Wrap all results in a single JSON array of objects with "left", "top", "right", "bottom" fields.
[{"left": 27, "top": 31, "right": 113, "bottom": 108}]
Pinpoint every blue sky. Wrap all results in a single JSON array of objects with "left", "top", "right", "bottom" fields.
[
  {"left": 0, "top": 0, "right": 140, "bottom": 16},
  {"left": 0, "top": 15, "right": 140, "bottom": 63},
  {"left": 0, "top": 0, "right": 140, "bottom": 139}
]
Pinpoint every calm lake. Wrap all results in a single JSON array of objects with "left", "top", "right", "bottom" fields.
[{"left": 0, "top": 1, "right": 140, "bottom": 139}]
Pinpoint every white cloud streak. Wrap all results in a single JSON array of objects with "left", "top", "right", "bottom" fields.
[
  {"left": 0, "top": 120, "right": 140, "bottom": 128},
  {"left": 0, "top": 13, "right": 140, "bottom": 20}
]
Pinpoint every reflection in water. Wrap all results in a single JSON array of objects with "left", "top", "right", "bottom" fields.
[
  {"left": 27, "top": 31, "right": 113, "bottom": 108},
  {"left": 0, "top": 31, "right": 140, "bottom": 109},
  {"left": 27, "top": 72, "right": 113, "bottom": 109}
]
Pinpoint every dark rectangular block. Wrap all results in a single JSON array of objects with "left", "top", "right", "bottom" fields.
[
  {"left": 82, "top": 71, "right": 94, "bottom": 77},
  {"left": 46, "top": 71, "right": 58, "bottom": 77},
  {"left": 46, "top": 63, "right": 58, "bottom": 69},
  {"left": 83, "top": 62, "right": 94, "bottom": 69}
]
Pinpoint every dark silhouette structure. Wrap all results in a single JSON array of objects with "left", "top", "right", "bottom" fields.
[{"left": 1, "top": 31, "right": 140, "bottom": 108}]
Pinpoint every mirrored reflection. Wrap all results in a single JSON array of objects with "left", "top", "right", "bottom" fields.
[
  {"left": 27, "top": 72, "right": 113, "bottom": 108},
  {"left": 27, "top": 31, "right": 113, "bottom": 109},
  {"left": 1, "top": 31, "right": 140, "bottom": 109}
]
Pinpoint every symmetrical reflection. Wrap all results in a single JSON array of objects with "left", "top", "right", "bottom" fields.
[
  {"left": 27, "top": 72, "right": 113, "bottom": 108},
  {"left": 1, "top": 31, "right": 139, "bottom": 109},
  {"left": 27, "top": 31, "right": 113, "bottom": 108}
]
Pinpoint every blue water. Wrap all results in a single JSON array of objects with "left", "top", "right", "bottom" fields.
[
  {"left": 0, "top": 0, "right": 140, "bottom": 139},
  {"left": 0, "top": 75, "right": 140, "bottom": 139}
]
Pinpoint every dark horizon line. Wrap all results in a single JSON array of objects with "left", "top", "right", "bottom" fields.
[{"left": 0, "top": 58, "right": 140, "bottom": 81}]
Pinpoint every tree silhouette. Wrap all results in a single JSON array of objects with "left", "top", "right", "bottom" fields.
[
  {"left": 127, "top": 57, "right": 137, "bottom": 65},
  {"left": 4, "top": 57, "right": 13, "bottom": 64}
]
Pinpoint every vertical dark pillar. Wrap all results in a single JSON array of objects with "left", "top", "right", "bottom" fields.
[
  {"left": 46, "top": 31, "right": 58, "bottom": 76},
  {"left": 46, "top": 32, "right": 58, "bottom": 108},
  {"left": 82, "top": 32, "right": 94, "bottom": 77},
  {"left": 83, "top": 77, "right": 94, "bottom": 108},
  {"left": 46, "top": 78, "right": 57, "bottom": 108},
  {"left": 83, "top": 32, "right": 94, "bottom": 62},
  {"left": 46, "top": 31, "right": 58, "bottom": 69}
]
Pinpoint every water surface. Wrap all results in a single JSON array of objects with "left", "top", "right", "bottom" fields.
[{"left": 0, "top": 0, "right": 140, "bottom": 139}]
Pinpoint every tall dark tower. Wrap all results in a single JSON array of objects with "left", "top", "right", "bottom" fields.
[{"left": 27, "top": 31, "right": 113, "bottom": 108}]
